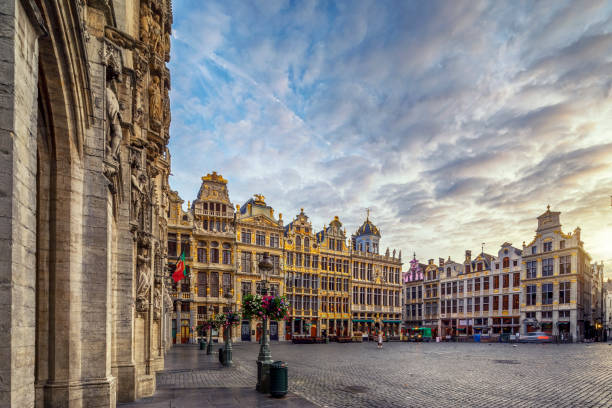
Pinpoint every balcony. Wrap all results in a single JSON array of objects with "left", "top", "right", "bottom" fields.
[{"left": 194, "top": 209, "right": 233, "bottom": 218}]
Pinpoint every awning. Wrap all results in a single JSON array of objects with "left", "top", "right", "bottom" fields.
[
  {"left": 352, "top": 319, "right": 374, "bottom": 323},
  {"left": 382, "top": 320, "right": 401, "bottom": 323}
]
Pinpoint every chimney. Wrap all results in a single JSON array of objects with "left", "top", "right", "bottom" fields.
[{"left": 439, "top": 258, "right": 444, "bottom": 267}]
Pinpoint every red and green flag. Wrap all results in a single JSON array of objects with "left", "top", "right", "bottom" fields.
[{"left": 172, "top": 252, "right": 185, "bottom": 283}]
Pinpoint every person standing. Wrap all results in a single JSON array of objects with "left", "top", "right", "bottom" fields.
[{"left": 377, "top": 330, "right": 383, "bottom": 349}]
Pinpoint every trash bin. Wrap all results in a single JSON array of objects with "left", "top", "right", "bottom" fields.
[
  {"left": 269, "top": 361, "right": 288, "bottom": 398},
  {"left": 474, "top": 334, "right": 481, "bottom": 343},
  {"left": 200, "top": 340, "right": 206, "bottom": 350}
]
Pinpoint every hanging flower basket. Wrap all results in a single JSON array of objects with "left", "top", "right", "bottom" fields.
[
  {"left": 241, "top": 293, "right": 290, "bottom": 321},
  {"left": 223, "top": 311, "right": 241, "bottom": 328}
]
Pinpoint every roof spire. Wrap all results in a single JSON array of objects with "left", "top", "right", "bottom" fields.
[
  {"left": 547, "top": 204, "right": 550, "bottom": 211},
  {"left": 366, "top": 207, "right": 370, "bottom": 221}
]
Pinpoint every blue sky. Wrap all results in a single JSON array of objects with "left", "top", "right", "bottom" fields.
[{"left": 168, "top": 0, "right": 612, "bottom": 276}]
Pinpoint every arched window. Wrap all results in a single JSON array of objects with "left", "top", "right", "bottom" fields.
[
  {"left": 304, "top": 237, "right": 309, "bottom": 249},
  {"left": 503, "top": 257, "right": 509, "bottom": 268},
  {"left": 210, "top": 241, "right": 219, "bottom": 263},
  {"left": 296, "top": 235, "right": 301, "bottom": 249},
  {"left": 446, "top": 267, "right": 451, "bottom": 278}
]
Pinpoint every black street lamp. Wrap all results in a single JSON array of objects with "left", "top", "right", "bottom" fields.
[
  {"left": 223, "top": 292, "right": 233, "bottom": 366},
  {"left": 207, "top": 305, "right": 214, "bottom": 355},
  {"left": 256, "top": 252, "right": 273, "bottom": 392}
]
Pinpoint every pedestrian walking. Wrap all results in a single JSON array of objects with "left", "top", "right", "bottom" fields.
[{"left": 377, "top": 331, "right": 383, "bottom": 349}]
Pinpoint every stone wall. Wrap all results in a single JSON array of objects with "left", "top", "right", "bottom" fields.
[{"left": 0, "top": 0, "right": 173, "bottom": 406}]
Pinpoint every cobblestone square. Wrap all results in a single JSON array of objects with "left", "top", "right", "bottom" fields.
[{"left": 126, "top": 342, "right": 612, "bottom": 408}]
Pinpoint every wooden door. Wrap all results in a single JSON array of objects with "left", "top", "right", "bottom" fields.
[
  {"left": 181, "top": 325, "right": 189, "bottom": 344},
  {"left": 310, "top": 324, "right": 317, "bottom": 338}
]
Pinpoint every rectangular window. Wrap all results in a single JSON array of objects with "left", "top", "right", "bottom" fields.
[
  {"left": 222, "top": 273, "right": 231, "bottom": 293},
  {"left": 168, "top": 233, "right": 177, "bottom": 257},
  {"left": 526, "top": 285, "right": 536, "bottom": 306},
  {"left": 493, "top": 296, "right": 499, "bottom": 311},
  {"left": 452, "top": 281, "right": 457, "bottom": 294},
  {"left": 418, "top": 286, "right": 422, "bottom": 299},
  {"left": 241, "top": 229, "right": 251, "bottom": 244},
  {"left": 475, "top": 278, "right": 480, "bottom": 292},
  {"left": 493, "top": 275, "right": 499, "bottom": 289},
  {"left": 458, "top": 281, "right": 464, "bottom": 294},
  {"left": 483, "top": 296, "right": 489, "bottom": 312},
  {"left": 353, "top": 262, "right": 358, "bottom": 279},
  {"left": 255, "top": 231, "right": 265, "bottom": 246},
  {"left": 367, "top": 288, "right": 372, "bottom": 305},
  {"left": 241, "top": 252, "right": 251, "bottom": 273},
  {"left": 367, "top": 264, "right": 373, "bottom": 281},
  {"left": 483, "top": 277, "right": 489, "bottom": 290},
  {"left": 344, "top": 278, "right": 349, "bottom": 292},
  {"left": 467, "top": 279, "right": 472, "bottom": 292},
  {"left": 542, "top": 258, "right": 553, "bottom": 277},
  {"left": 452, "top": 299, "right": 457, "bottom": 313},
  {"left": 474, "top": 297, "right": 480, "bottom": 312},
  {"left": 467, "top": 298, "right": 472, "bottom": 313},
  {"left": 181, "top": 236, "right": 191, "bottom": 258},
  {"left": 526, "top": 261, "right": 537, "bottom": 279},
  {"left": 269, "top": 234, "right": 280, "bottom": 248},
  {"left": 531, "top": 246, "right": 537, "bottom": 255},
  {"left": 360, "top": 263, "right": 365, "bottom": 280},
  {"left": 465, "top": 264, "right": 471, "bottom": 274},
  {"left": 512, "top": 294, "right": 519, "bottom": 310},
  {"left": 513, "top": 272, "right": 520, "bottom": 287},
  {"left": 312, "top": 255, "right": 319, "bottom": 269},
  {"left": 559, "top": 255, "right": 571, "bottom": 275},
  {"left": 321, "top": 257, "right": 327, "bottom": 270},
  {"left": 296, "top": 253, "right": 303, "bottom": 267},
  {"left": 559, "top": 240, "right": 565, "bottom": 249},
  {"left": 502, "top": 274, "right": 509, "bottom": 288},
  {"left": 197, "top": 242, "right": 207, "bottom": 263},
  {"left": 304, "top": 254, "right": 311, "bottom": 268},
  {"left": 559, "top": 281, "right": 571, "bottom": 304},
  {"left": 542, "top": 283, "right": 553, "bottom": 305},
  {"left": 210, "top": 272, "right": 219, "bottom": 297},
  {"left": 502, "top": 295, "right": 509, "bottom": 311},
  {"left": 198, "top": 272, "right": 207, "bottom": 297},
  {"left": 543, "top": 241, "right": 552, "bottom": 252},
  {"left": 383, "top": 290, "right": 388, "bottom": 306},
  {"left": 441, "top": 284, "right": 446, "bottom": 296}
]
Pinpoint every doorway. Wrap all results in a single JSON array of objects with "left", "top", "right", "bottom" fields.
[
  {"left": 241, "top": 321, "right": 251, "bottom": 341},
  {"left": 270, "top": 321, "right": 279, "bottom": 341}
]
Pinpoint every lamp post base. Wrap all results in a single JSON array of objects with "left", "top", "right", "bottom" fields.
[{"left": 256, "top": 360, "right": 272, "bottom": 393}]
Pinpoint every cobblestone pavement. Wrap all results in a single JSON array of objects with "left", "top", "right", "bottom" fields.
[{"left": 123, "top": 342, "right": 612, "bottom": 408}]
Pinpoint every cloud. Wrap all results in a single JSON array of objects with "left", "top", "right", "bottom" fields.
[{"left": 169, "top": 0, "right": 612, "bottom": 278}]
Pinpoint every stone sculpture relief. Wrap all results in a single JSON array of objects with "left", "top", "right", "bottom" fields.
[
  {"left": 106, "top": 66, "right": 123, "bottom": 160},
  {"left": 148, "top": 76, "right": 162, "bottom": 124},
  {"left": 136, "top": 236, "right": 152, "bottom": 312}
]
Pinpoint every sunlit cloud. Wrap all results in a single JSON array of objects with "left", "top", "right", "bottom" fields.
[{"left": 169, "top": 0, "right": 612, "bottom": 278}]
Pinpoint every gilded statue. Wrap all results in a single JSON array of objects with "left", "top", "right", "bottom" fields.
[{"left": 148, "top": 76, "right": 162, "bottom": 123}]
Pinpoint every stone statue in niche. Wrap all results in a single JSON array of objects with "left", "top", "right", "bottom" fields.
[
  {"left": 148, "top": 76, "right": 162, "bottom": 123},
  {"left": 136, "top": 237, "right": 152, "bottom": 312},
  {"left": 153, "top": 286, "right": 162, "bottom": 319},
  {"left": 106, "top": 66, "right": 123, "bottom": 160},
  {"left": 151, "top": 13, "right": 162, "bottom": 55},
  {"left": 131, "top": 158, "right": 147, "bottom": 227},
  {"left": 164, "top": 30, "right": 171, "bottom": 62},
  {"left": 162, "top": 86, "right": 170, "bottom": 135},
  {"left": 140, "top": 3, "right": 151, "bottom": 44},
  {"left": 163, "top": 288, "right": 172, "bottom": 312}
]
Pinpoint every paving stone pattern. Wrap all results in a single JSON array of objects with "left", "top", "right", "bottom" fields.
[{"left": 126, "top": 342, "right": 612, "bottom": 408}]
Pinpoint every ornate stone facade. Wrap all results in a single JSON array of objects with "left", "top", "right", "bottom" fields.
[
  {"left": 166, "top": 172, "right": 237, "bottom": 345},
  {"left": 0, "top": 0, "right": 173, "bottom": 406}
]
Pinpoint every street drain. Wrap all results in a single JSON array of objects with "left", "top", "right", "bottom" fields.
[
  {"left": 342, "top": 386, "right": 369, "bottom": 394},
  {"left": 494, "top": 359, "right": 520, "bottom": 365}
]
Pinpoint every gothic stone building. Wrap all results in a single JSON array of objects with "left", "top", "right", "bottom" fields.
[{"left": 1, "top": 0, "right": 173, "bottom": 406}]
